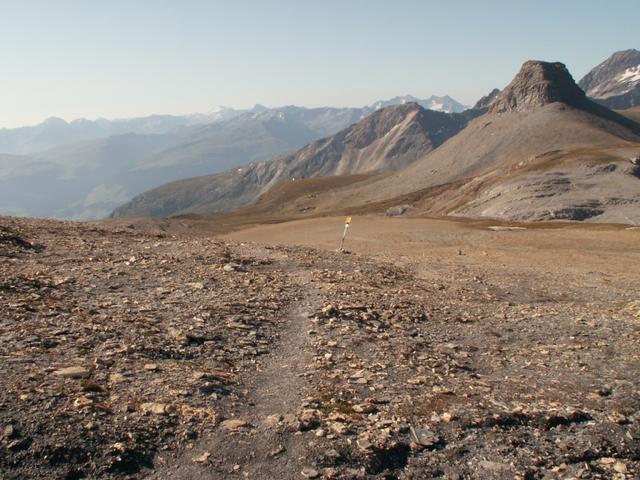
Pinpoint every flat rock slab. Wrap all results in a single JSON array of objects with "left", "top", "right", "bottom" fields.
[{"left": 53, "top": 366, "right": 90, "bottom": 378}]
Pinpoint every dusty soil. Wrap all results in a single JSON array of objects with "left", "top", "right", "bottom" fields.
[{"left": 1, "top": 215, "right": 639, "bottom": 479}]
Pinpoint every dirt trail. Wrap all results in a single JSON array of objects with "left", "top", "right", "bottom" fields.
[{"left": 153, "top": 264, "right": 323, "bottom": 480}]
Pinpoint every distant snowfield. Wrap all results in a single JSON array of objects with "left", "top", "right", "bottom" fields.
[{"left": 618, "top": 64, "right": 640, "bottom": 86}]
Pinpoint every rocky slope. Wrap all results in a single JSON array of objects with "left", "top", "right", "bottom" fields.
[
  {"left": 579, "top": 49, "right": 640, "bottom": 109},
  {"left": 111, "top": 104, "right": 478, "bottom": 218},
  {"left": 1, "top": 215, "right": 638, "bottom": 479},
  {"left": 290, "top": 60, "right": 640, "bottom": 224}
]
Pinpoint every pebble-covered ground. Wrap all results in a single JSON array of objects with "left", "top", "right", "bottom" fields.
[{"left": 0, "top": 217, "right": 638, "bottom": 479}]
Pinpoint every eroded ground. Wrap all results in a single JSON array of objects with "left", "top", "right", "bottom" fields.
[{"left": 1, "top": 216, "right": 639, "bottom": 479}]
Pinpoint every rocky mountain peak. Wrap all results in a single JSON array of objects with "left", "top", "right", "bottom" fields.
[
  {"left": 579, "top": 49, "right": 640, "bottom": 97},
  {"left": 578, "top": 49, "right": 640, "bottom": 108},
  {"left": 490, "top": 61, "right": 586, "bottom": 114}
]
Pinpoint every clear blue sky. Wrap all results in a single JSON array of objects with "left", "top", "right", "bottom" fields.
[{"left": 1, "top": 0, "right": 638, "bottom": 128}]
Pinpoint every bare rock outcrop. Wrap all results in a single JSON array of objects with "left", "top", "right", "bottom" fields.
[{"left": 490, "top": 61, "right": 587, "bottom": 113}]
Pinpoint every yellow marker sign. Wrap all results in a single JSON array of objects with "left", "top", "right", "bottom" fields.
[{"left": 339, "top": 216, "right": 352, "bottom": 251}]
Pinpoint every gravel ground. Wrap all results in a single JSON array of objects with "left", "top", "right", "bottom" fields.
[{"left": 1, "top": 216, "right": 638, "bottom": 479}]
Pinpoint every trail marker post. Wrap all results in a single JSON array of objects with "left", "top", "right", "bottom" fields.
[{"left": 339, "top": 216, "right": 352, "bottom": 252}]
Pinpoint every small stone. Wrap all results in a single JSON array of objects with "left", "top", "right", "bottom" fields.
[
  {"left": 352, "top": 404, "right": 376, "bottom": 414},
  {"left": 269, "top": 445, "right": 286, "bottom": 457},
  {"left": 140, "top": 402, "right": 168, "bottom": 415},
  {"left": 264, "top": 414, "right": 282, "bottom": 428},
  {"left": 329, "top": 422, "right": 350, "bottom": 435},
  {"left": 479, "top": 460, "right": 511, "bottom": 473},
  {"left": 407, "top": 377, "right": 426, "bottom": 385},
  {"left": 282, "top": 413, "right": 300, "bottom": 429},
  {"left": 441, "top": 412, "right": 454, "bottom": 422},
  {"left": 188, "top": 282, "right": 205, "bottom": 290},
  {"left": 356, "top": 437, "right": 373, "bottom": 450},
  {"left": 315, "top": 429, "right": 326, "bottom": 437},
  {"left": 613, "top": 462, "right": 628, "bottom": 474},
  {"left": 322, "top": 304, "right": 336, "bottom": 314},
  {"left": 74, "top": 396, "right": 93, "bottom": 408},
  {"left": 192, "top": 452, "right": 210, "bottom": 464},
  {"left": 301, "top": 467, "right": 320, "bottom": 478},
  {"left": 220, "top": 419, "right": 248, "bottom": 431},
  {"left": 109, "top": 373, "right": 125, "bottom": 383},
  {"left": 84, "top": 421, "right": 96, "bottom": 430},
  {"left": 223, "top": 264, "right": 236, "bottom": 272},
  {"left": 410, "top": 426, "right": 439, "bottom": 448},
  {"left": 144, "top": 363, "right": 159, "bottom": 371},
  {"left": 299, "top": 409, "right": 322, "bottom": 430},
  {"left": 324, "top": 449, "right": 340, "bottom": 459},
  {"left": 3, "top": 425, "right": 16, "bottom": 439},
  {"left": 608, "top": 412, "right": 628, "bottom": 424},
  {"left": 54, "top": 366, "right": 90, "bottom": 379}
]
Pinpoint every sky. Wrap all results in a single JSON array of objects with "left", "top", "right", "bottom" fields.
[{"left": 0, "top": 0, "right": 638, "bottom": 128}]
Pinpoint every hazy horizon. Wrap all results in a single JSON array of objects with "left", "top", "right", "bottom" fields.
[{"left": 1, "top": 0, "right": 639, "bottom": 129}]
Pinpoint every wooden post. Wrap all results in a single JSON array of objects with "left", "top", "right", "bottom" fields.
[{"left": 339, "top": 216, "right": 352, "bottom": 251}]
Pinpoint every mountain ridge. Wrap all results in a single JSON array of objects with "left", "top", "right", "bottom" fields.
[
  {"left": 274, "top": 60, "right": 640, "bottom": 224},
  {"left": 579, "top": 49, "right": 640, "bottom": 109},
  {"left": 111, "top": 103, "right": 479, "bottom": 218}
]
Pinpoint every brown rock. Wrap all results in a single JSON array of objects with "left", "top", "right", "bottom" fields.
[
  {"left": 220, "top": 419, "right": 249, "bottom": 432},
  {"left": 54, "top": 366, "right": 90, "bottom": 379},
  {"left": 140, "top": 402, "right": 169, "bottom": 415}
]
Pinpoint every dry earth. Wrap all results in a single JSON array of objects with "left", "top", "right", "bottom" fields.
[{"left": 1, "top": 215, "right": 639, "bottom": 479}]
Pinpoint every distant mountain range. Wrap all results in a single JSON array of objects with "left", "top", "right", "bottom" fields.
[
  {"left": 113, "top": 51, "right": 640, "bottom": 225},
  {"left": 3, "top": 49, "right": 640, "bottom": 223},
  {"left": 0, "top": 96, "right": 466, "bottom": 156},
  {"left": 0, "top": 95, "right": 468, "bottom": 219}
]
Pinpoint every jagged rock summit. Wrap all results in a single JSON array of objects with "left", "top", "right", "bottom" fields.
[{"left": 489, "top": 61, "right": 587, "bottom": 113}]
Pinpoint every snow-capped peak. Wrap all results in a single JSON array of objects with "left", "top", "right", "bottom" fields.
[{"left": 370, "top": 95, "right": 467, "bottom": 113}]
